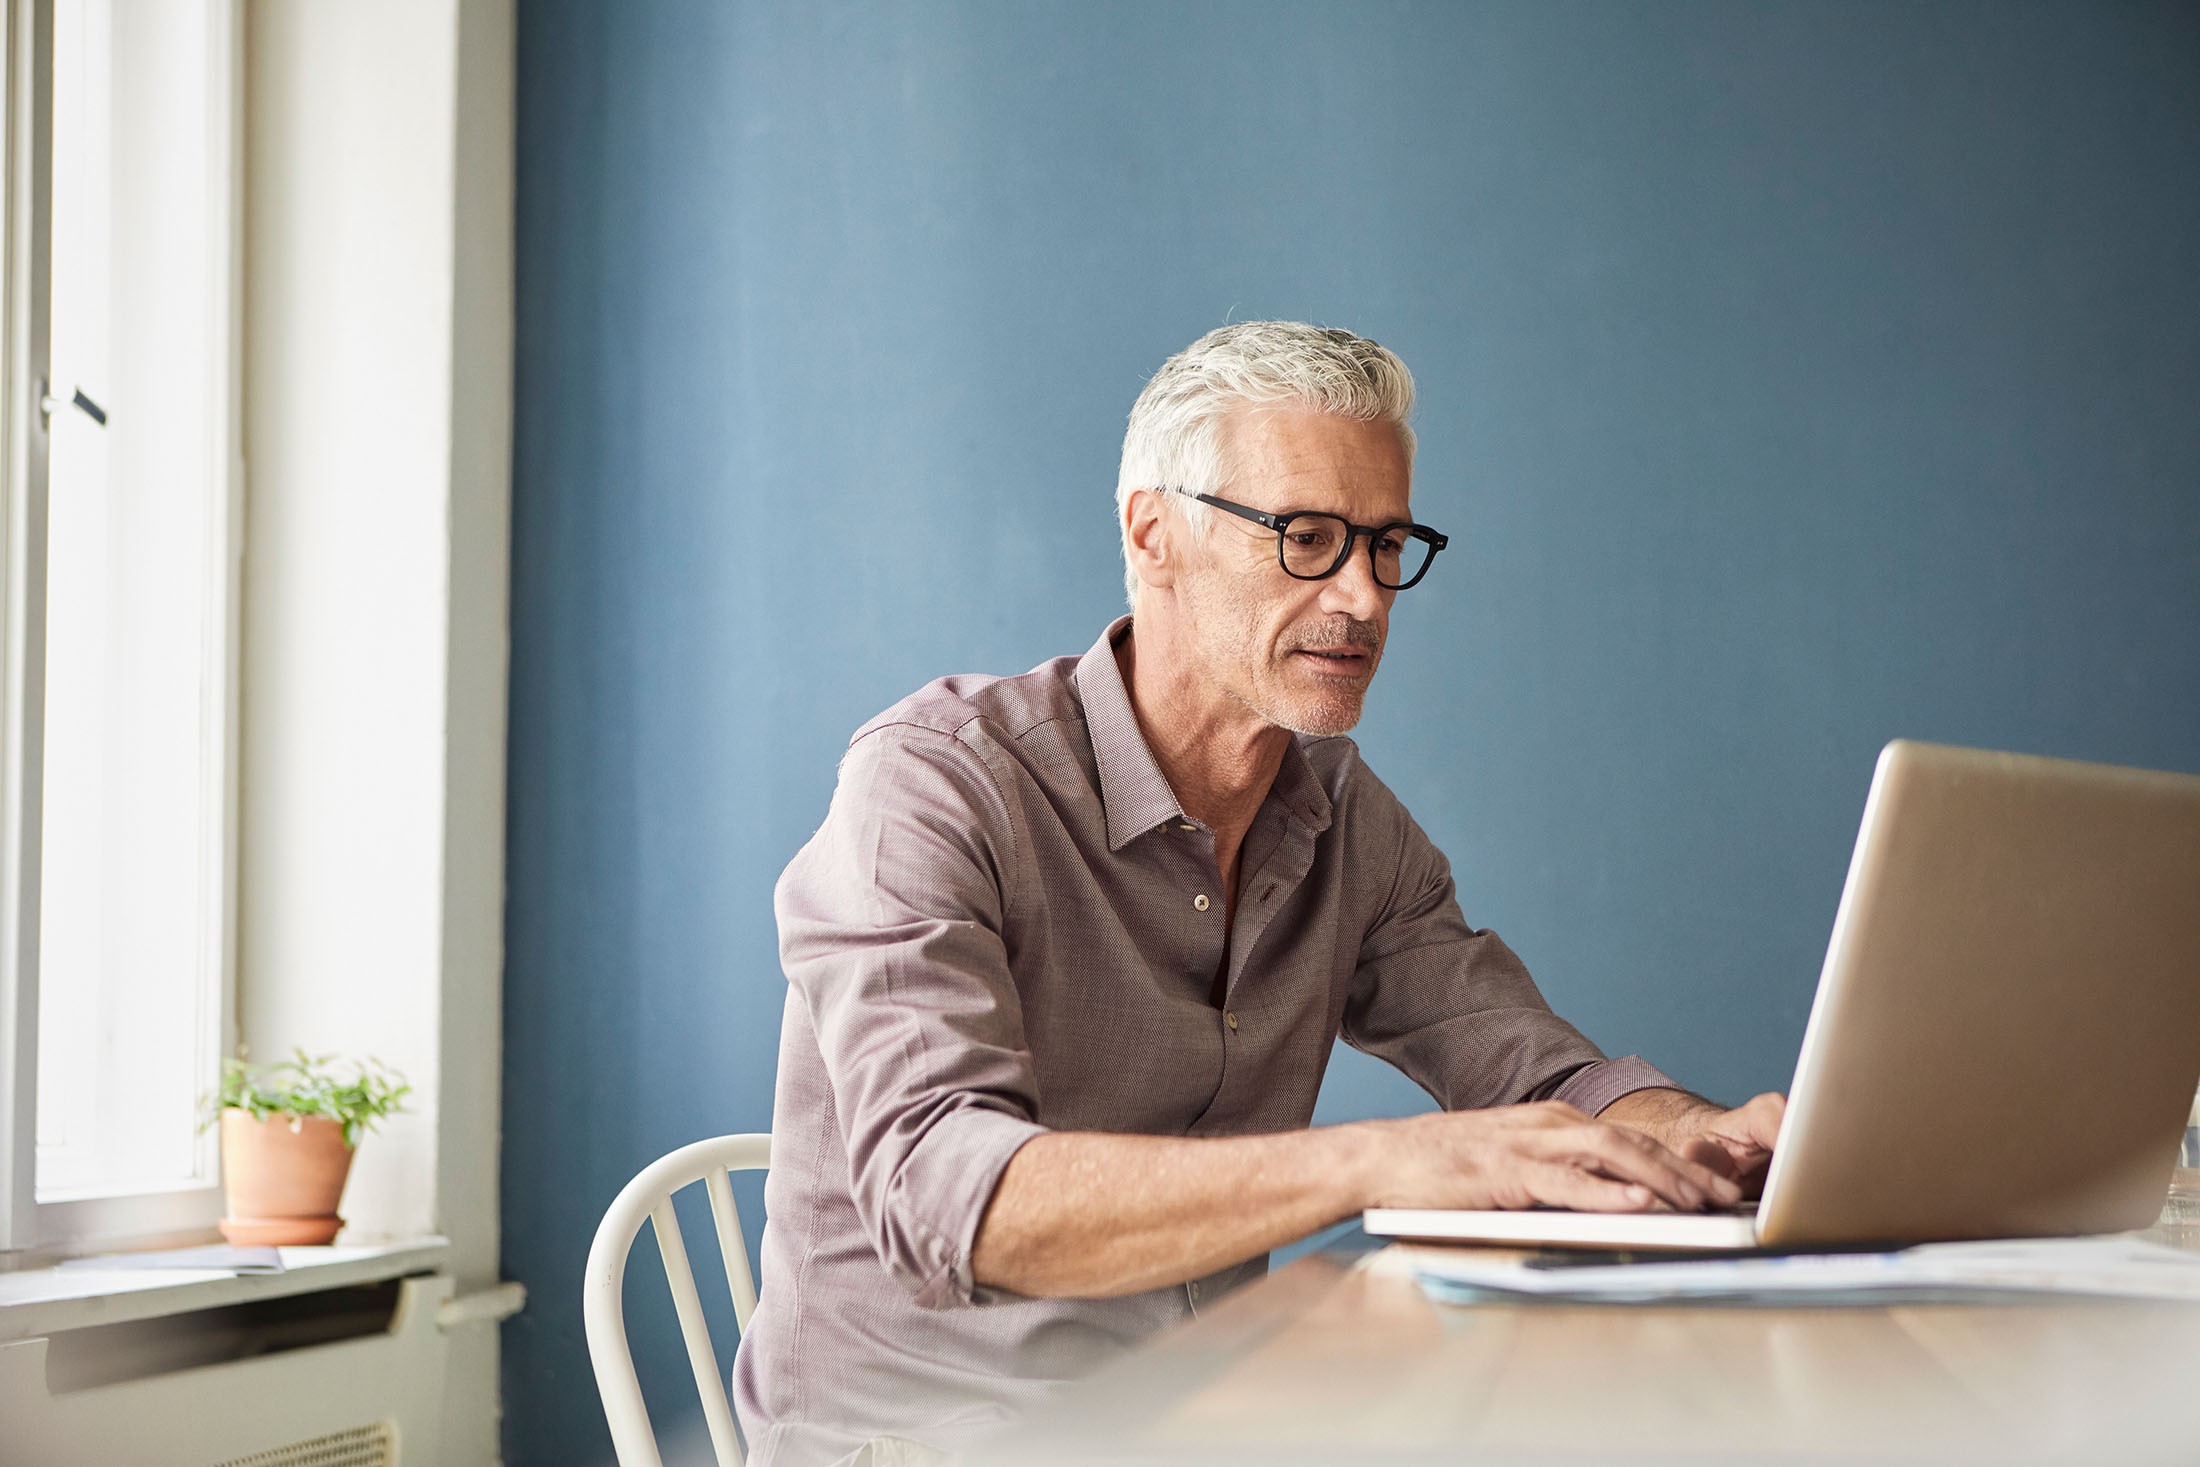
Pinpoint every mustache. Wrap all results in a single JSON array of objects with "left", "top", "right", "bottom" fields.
[{"left": 1288, "top": 619, "right": 1383, "bottom": 653}]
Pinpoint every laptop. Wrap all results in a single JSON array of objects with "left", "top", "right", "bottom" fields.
[{"left": 1365, "top": 739, "right": 2200, "bottom": 1252}]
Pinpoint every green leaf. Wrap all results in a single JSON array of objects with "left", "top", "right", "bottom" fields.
[{"left": 199, "top": 1050, "right": 411, "bottom": 1149}]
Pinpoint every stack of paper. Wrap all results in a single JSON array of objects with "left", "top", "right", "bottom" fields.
[
  {"left": 1407, "top": 1237, "right": 2200, "bottom": 1306},
  {"left": 55, "top": 1243, "right": 284, "bottom": 1275}
]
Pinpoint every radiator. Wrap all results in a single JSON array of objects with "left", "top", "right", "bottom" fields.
[
  {"left": 215, "top": 1424, "right": 397, "bottom": 1467},
  {"left": 0, "top": 1274, "right": 452, "bottom": 1467}
]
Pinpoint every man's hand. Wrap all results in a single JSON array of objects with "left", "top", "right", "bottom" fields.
[
  {"left": 1363, "top": 1101, "right": 1745, "bottom": 1215},
  {"left": 1597, "top": 1088, "right": 1786, "bottom": 1199}
]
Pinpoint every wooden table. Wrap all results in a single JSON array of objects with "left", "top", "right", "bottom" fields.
[{"left": 965, "top": 1225, "right": 2200, "bottom": 1465}]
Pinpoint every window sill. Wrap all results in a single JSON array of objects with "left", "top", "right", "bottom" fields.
[{"left": 0, "top": 1236, "right": 451, "bottom": 1341}]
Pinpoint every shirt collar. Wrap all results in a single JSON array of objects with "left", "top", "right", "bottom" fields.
[
  {"left": 1074, "top": 616, "right": 1335, "bottom": 852},
  {"left": 1271, "top": 729, "right": 1336, "bottom": 838},
  {"left": 1076, "top": 617, "right": 1185, "bottom": 850}
]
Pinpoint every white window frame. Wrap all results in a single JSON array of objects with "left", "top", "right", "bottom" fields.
[{"left": 0, "top": 0, "right": 244, "bottom": 1258}]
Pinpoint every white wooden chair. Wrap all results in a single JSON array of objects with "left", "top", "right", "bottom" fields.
[{"left": 584, "top": 1133, "right": 772, "bottom": 1467}]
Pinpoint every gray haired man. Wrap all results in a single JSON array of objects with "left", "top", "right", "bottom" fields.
[{"left": 732, "top": 322, "right": 1784, "bottom": 1467}]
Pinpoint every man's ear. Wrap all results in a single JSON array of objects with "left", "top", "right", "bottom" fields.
[{"left": 1122, "top": 487, "right": 1180, "bottom": 593}]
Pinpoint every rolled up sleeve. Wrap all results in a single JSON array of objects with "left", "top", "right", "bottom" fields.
[
  {"left": 1342, "top": 784, "right": 1675, "bottom": 1110},
  {"left": 1548, "top": 1055, "right": 1679, "bottom": 1116},
  {"left": 775, "top": 722, "right": 1048, "bottom": 1308}
]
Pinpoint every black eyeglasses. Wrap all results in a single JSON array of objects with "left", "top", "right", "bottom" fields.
[{"left": 1172, "top": 489, "right": 1449, "bottom": 591}]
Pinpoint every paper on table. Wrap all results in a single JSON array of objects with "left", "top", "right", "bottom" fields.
[
  {"left": 56, "top": 1244, "right": 284, "bottom": 1274},
  {"left": 1409, "top": 1237, "right": 2200, "bottom": 1305}
]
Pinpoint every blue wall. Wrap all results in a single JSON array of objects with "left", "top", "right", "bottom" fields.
[{"left": 504, "top": 3, "right": 2200, "bottom": 1459}]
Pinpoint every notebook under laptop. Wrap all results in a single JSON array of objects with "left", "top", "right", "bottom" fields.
[{"left": 1365, "top": 740, "right": 2200, "bottom": 1253}]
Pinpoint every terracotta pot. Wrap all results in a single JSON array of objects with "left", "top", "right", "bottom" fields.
[{"left": 218, "top": 1108, "right": 356, "bottom": 1245}]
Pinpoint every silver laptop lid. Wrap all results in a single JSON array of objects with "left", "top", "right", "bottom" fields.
[{"left": 1758, "top": 741, "right": 2200, "bottom": 1247}]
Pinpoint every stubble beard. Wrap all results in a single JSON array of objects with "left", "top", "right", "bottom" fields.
[
  {"left": 1252, "top": 641, "right": 1376, "bottom": 738},
  {"left": 1251, "top": 688, "right": 1363, "bottom": 739},
  {"left": 1189, "top": 570, "right": 1383, "bottom": 739}
]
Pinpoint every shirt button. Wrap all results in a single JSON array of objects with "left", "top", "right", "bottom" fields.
[
  {"left": 1225, "top": 1010, "right": 1239, "bottom": 1031},
  {"left": 1192, "top": 893, "right": 1210, "bottom": 912}
]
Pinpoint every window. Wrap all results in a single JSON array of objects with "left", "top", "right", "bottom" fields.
[{"left": 1, "top": 0, "right": 241, "bottom": 1254}]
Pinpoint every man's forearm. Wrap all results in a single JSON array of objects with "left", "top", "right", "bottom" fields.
[
  {"left": 969, "top": 1127, "right": 1374, "bottom": 1299},
  {"left": 1595, "top": 1086, "right": 1718, "bottom": 1147},
  {"left": 969, "top": 1100, "right": 1745, "bottom": 1299}
]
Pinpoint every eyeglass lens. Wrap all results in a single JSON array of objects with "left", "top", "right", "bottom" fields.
[{"left": 1278, "top": 515, "right": 1435, "bottom": 588}]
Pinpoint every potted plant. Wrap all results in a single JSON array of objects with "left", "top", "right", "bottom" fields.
[{"left": 202, "top": 1049, "right": 411, "bottom": 1245}]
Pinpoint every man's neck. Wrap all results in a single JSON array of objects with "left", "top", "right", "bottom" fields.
[{"left": 1114, "top": 625, "right": 1289, "bottom": 843}]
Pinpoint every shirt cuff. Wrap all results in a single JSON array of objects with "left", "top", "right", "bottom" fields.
[
  {"left": 907, "top": 1105, "right": 1049, "bottom": 1310},
  {"left": 1550, "top": 1054, "right": 1681, "bottom": 1117}
]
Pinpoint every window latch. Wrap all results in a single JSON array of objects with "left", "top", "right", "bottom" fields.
[{"left": 38, "top": 379, "right": 108, "bottom": 428}]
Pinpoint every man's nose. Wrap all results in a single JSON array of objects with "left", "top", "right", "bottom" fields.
[{"left": 1319, "top": 540, "right": 1389, "bottom": 621}]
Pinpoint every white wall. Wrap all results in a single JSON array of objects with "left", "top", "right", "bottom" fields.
[{"left": 241, "top": 0, "right": 512, "bottom": 1458}]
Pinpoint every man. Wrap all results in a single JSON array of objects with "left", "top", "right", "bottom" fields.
[{"left": 733, "top": 322, "right": 1783, "bottom": 1467}]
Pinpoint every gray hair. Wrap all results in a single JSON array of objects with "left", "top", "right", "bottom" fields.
[{"left": 1114, "top": 321, "right": 1417, "bottom": 607}]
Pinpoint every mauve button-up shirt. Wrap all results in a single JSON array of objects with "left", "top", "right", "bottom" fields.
[{"left": 732, "top": 618, "right": 1675, "bottom": 1466}]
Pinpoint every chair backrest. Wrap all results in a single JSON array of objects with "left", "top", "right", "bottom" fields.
[{"left": 584, "top": 1133, "right": 772, "bottom": 1467}]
